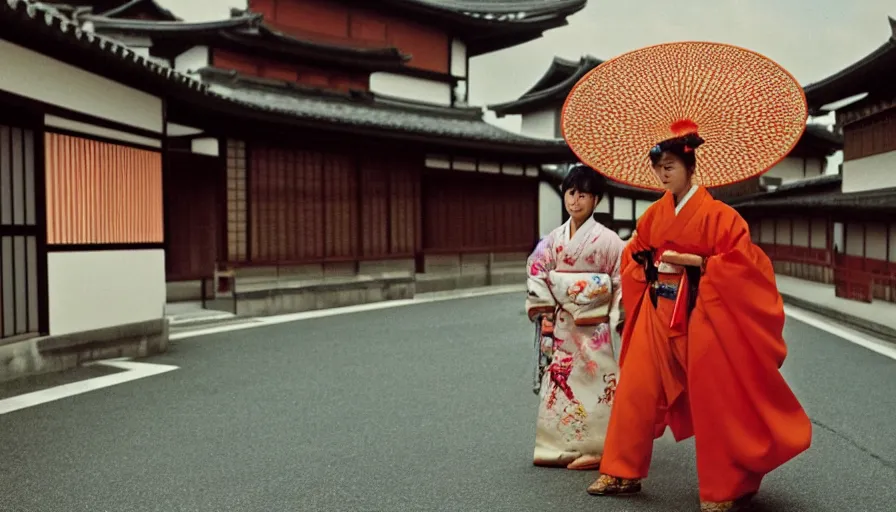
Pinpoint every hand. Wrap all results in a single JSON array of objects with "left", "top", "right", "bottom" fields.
[{"left": 660, "top": 250, "right": 703, "bottom": 267}]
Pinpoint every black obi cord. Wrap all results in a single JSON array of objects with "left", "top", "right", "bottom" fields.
[{"left": 632, "top": 249, "right": 701, "bottom": 315}]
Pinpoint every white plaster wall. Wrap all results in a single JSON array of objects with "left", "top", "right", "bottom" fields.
[
  {"left": 635, "top": 199, "right": 653, "bottom": 220},
  {"left": 775, "top": 218, "right": 790, "bottom": 244},
  {"left": 811, "top": 219, "right": 827, "bottom": 249},
  {"left": 0, "top": 39, "right": 163, "bottom": 133},
  {"left": 451, "top": 39, "right": 467, "bottom": 77},
  {"left": 760, "top": 220, "right": 775, "bottom": 244},
  {"left": 595, "top": 195, "right": 610, "bottom": 214},
  {"left": 845, "top": 223, "right": 864, "bottom": 256},
  {"left": 479, "top": 161, "right": 500, "bottom": 174},
  {"left": 174, "top": 46, "right": 210, "bottom": 74},
  {"left": 539, "top": 182, "right": 562, "bottom": 238},
  {"left": 833, "top": 222, "right": 845, "bottom": 253},
  {"left": 889, "top": 224, "right": 896, "bottom": 262},
  {"left": 866, "top": 223, "right": 888, "bottom": 260},
  {"left": 167, "top": 123, "right": 204, "bottom": 137},
  {"left": 613, "top": 197, "right": 633, "bottom": 221},
  {"left": 191, "top": 137, "right": 220, "bottom": 157},
  {"left": 520, "top": 109, "right": 557, "bottom": 140},
  {"left": 765, "top": 157, "right": 824, "bottom": 183},
  {"left": 792, "top": 218, "right": 809, "bottom": 247},
  {"left": 47, "top": 250, "right": 166, "bottom": 336},
  {"left": 45, "top": 115, "right": 161, "bottom": 148},
  {"left": 842, "top": 151, "right": 896, "bottom": 193},
  {"left": 370, "top": 73, "right": 452, "bottom": 106}
]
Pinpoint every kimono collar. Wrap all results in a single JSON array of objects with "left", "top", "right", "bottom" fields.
[
  {"left": 675, "top": 184, "right": 700, "bottom": 215},
  {"left": 563, "top": 215, "right": 597, "bottom": 243}
]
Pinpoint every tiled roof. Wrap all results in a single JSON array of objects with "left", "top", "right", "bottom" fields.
[
  {"left": 733, "top": 185, "right": 896, "bottom": 212},
  {"left": 1, "top": 0, "right": 571, "bottom": 153},
  {"left": 490, "top": 54, "right": 602, "bottom": 116},
  {"left": 803, "top": 17, "right": 896, "bottom": 113},
  {"left": 1, "top": 0, "right": 210, "bottom": 93},
  {"left": 399, "top": 0, "right": 586, "bottom": 21},
  {"left": 200, "top": 68, "right": 570, "bottom": 150}
]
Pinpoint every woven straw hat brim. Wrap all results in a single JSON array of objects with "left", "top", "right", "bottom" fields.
[{"left": 560, "top": 41, "right": 808, "bottom": 191}]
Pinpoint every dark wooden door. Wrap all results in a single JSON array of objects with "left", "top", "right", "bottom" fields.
[
  {"left": 164, "top": 151, "right": 222, "bottom": 281},
  {"left": 0, "top": 123, "right": 47, "bottom": 341}
]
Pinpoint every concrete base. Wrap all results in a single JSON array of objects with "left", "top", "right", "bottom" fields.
[
  {"left": 183, "top": 253, "right": 527, "bottom": 318},
  {"left": 781, "top": 293, "right": 896, "bottom": 343},
  {"left": 773, "top": 261, "right": 833, "bottom": 284},
  {"left": 209, "top": 274, "right": 415, "bottom": 317},
  {"left": 0, "top": 318, "right": 168, "bottom": 383},
  {"left": 416, "top": 252, "right": 527, "bottom": 294},
  {"left": 167, "top": 279, "right": 215, "bottom": 303}
]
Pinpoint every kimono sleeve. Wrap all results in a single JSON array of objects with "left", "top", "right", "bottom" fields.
[
  {"left": 525, "top": 235, "right": 556, "bottom": 320},
  {"left": 605, "top": 232, "right": 626, "bottom": 332},
  {"left": 699, "top": 206, "right": 789, "bottom": 367}
]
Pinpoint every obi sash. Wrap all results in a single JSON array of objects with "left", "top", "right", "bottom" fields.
[{"left": 527, "top": 270, "right": 614, "bottom": 326}]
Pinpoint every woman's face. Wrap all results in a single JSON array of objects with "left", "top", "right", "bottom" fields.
[
  {"left": 652, "top": 152, "right": 692, "bottom": 197},
  {"left": 564, "top": 188, "right": 597, "bottom": 224}
]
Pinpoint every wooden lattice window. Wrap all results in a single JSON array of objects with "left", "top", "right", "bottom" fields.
[{"left": 226, "top": 139, "right": 247, "bottom": 261}]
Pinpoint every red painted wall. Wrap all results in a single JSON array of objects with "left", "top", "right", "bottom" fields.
[
  {"left": 248, "top": 0, "right": 450, "bottom": 74},
  {"left": 213, "top": 49, "right": 369, "bottom": 91}
]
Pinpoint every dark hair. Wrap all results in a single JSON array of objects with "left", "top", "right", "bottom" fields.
[
  {"left": 561, "top": 163, "right": 607, "bottom": 201},
  {"left": 648, "top": 133, "right": 705, "bottom": 171}
]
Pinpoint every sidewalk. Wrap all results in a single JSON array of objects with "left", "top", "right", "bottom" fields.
[{"left": 776, "top": 275, "right": 896, "bottom": 342}]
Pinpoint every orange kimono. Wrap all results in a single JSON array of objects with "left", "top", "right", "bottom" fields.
[{"left": 600, "top": 185, "right": 812, "bottom": 503}]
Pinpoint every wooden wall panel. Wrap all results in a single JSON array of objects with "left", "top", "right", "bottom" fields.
[
  {"left": 248, "top": 0, "right": 449, "bottom": 73},
  {"left": 390, "top": 165, "right": 419, "bottom": 254},
  {"left": 324, "top": 154, "right": 357, "bottom": 258},
  {"left": 165, "top": 152, "right": 222, "bottom": 281},
  {"left": 422, "top": 171, "right": 537, "bottom": 252},
  {"left": 249, "top": 146, "right": 357, "bottom": 263},
  {"left": 212, "top": 50, "right": 370, "bottom": 92},
  {"left": 843, "top": 108, "right": 896, "bottom": 161},
  {"left": 360, "top": 155, "right": 420, "bottom": 258},
  {"left": 44, "top": 133, "right": 162, "bottom": 245}
]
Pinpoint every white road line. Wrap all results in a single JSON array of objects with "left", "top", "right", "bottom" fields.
[
  {"left": 785, "top": 305, "right": 896, "bottom": 361},
  {"left": 0, "top": 358, "right": 179, "bottom": 416},
  {"left": 169, "top": 284, "right": 526, "bottom": 340}
]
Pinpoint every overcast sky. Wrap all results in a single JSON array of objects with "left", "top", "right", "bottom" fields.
[{"left": 158, "top": 0, "right": 895, "bottom": 135}]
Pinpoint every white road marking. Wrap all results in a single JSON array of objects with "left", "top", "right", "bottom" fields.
[
  {"left": 169, "top": 284, "right": 526, "bottom": 340},
  {"left": 0, "top": 358, "right": 179, "bottom": 416},
  {"left": 785, "top": 305, "right": 896, "bottom": 361}
]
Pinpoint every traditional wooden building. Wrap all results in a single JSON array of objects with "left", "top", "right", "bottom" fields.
[
  {"left": 45, "top": 0, "right": 587, "bottom": 316},
  {"left": 489, "top": 55, "right": 840, "bottom": 241},
  {"left": 0, "top": 0, "right": 219, "bottom": 379},
  {"left": 490, "top": 55, "right": 660, "bottom": 239},
  {"left": 730, "top": 16, "right": 896, "bottom": 303}
]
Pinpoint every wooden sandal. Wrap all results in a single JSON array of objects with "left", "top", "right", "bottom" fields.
[{"left": 586, "top": 474, "right": 642, "bottom": 495}]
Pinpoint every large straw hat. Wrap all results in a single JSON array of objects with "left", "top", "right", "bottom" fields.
[{"left": 560, "top": 41, "right": 807, "bottom": 191}]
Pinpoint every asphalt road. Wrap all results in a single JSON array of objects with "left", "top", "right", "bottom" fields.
[{"left": 1, "top": 292, "right": 894, "bottom": 512}]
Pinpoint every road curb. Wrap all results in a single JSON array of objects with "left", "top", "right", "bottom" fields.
[{"left": 781, "top": 293, "right": 896, "bottom": 343}]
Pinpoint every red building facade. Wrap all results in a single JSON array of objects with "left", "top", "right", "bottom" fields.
[
  {"left": 730, "top": 17, "right": 896, "bottom": 303},
  {"left": 66, "top": 0, "right": 585, "bottom": 314}
]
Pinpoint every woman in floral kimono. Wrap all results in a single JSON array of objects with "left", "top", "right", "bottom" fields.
[
  {"left": 525, "top": 163, "right": 626, "bottom": 470},
  {"left": 560, "top": 42, "right": 813, "bottom": 511}
]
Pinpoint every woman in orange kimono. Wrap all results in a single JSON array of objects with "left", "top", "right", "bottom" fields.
[{"left": 559, "top": 42, "right": 814, "bottom": 511}]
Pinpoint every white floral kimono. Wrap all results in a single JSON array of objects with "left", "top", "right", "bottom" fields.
[{"left": 525, "top": 216, "right": 625, "bottom": 469}]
